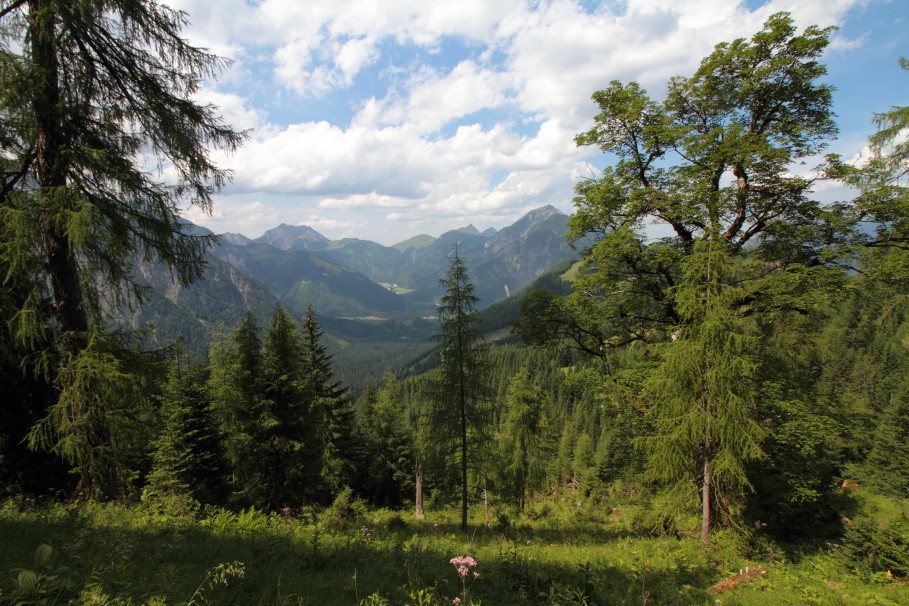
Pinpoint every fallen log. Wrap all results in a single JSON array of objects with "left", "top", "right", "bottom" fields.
[{"left": 707, "top": 566, "right": 768, "bottom": 594}]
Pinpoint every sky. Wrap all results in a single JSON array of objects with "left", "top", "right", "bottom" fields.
[{"left": 167, "top": 0, "right": 908, "bottom": 246}]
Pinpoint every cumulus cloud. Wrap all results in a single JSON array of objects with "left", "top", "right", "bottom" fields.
[{"left": 162, "top": 0, "right": 880, "bottom": 244}]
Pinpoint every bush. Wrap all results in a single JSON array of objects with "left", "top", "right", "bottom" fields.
[{"left": 841, "top": 515, "right": 909, "bottom": 579}]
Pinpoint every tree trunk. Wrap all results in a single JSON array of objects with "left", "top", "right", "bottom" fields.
[
  {"left": 460, "top": 403, "right": 468, "bottom": 533},
  {"left": 483, "top": 479, "right": 489, "bottom": 526},
  {"left": 29, "top": 0, "right": 88, "bottom": 339},
  {"left": 701, "top": 457, "right": 711, "bottom": 546},
  {"left": 414, "top": 455, "right": 425, "bottom": 520}
]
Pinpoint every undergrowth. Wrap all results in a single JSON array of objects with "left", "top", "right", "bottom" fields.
[{"left": 0, "top": 493, "right": 906, "bottom": 605}]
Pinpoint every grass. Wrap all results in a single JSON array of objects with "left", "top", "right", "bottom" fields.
[{"left": 0, "top": 495, "right": 906, "bottom": 605}]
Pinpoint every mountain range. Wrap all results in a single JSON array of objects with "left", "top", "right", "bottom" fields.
[{"left": 114, "top": 204, "right": 579, "bottom": 383}]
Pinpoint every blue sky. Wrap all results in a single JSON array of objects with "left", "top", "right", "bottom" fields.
[{"left": 167, "top": 0, "right": 908, "bottom": 246}]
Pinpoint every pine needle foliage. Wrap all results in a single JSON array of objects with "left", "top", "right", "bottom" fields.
[
  {"left": 0, "top": 0, "right": 244, "bottom": 349},
  {"left": 427, "top": 245, "right": 493, "bottom": 532},
  {"left": 642, "top": 242, "right": 765, "bottom": 542},
  {"left": 27, "top": 332, "right": 158, "bottom": 498}
]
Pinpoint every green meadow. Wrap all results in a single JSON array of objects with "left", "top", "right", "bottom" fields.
[{"left": 2, "top": 491, "right": 906, "bottom": 606}]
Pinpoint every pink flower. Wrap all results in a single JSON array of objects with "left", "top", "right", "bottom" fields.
[
  {"left": 450, "top": 555, "right": 478, "bottom": 578},
  {"left": 453, "top": 599, "right": 461, "bottom": 604}
]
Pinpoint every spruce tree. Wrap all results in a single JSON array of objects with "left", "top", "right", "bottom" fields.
[
  {"left": 428, "top": 245, "right": 492, "bottom": 532},
  {"left": 354, "top": 373, "right": 413, "bottom": 507},
  {"left": 498, "top": 368, "right": 547, "bottom": 511},
  {"left": 209, "top": 311, "right": 266, "bottom": 503},
  {"left": 868, "top": 386, "right": 909, "bottom": 497},
  {"left": 145, "top": 354, "right": 226, "bottom": 508},
  {"left": 259, "top": 306, "right": 312, "bottom": 509},
  {"left": 301, "top": 306, "right": 354, "bottom": 502}
]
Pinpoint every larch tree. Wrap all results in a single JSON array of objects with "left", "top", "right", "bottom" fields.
[
  {"left": 497, "top": 367, "right": 548, "bottom": 512},
  {"left": 428, "top": 245, "right": 492, "bottom": 532},
  {"left": 0, "top": 0, "right": 243, "bottom": 496}
]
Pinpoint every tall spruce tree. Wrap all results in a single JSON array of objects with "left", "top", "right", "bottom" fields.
[
  {"left": 0, "top": 0, "right": 243, "bottom": 495},
  {"left": 354, "top": 373, "right": 413, "bottom": 507},
  {"left": 301, "top": 306, "right": 354, "bottom": 502},
  {"left": 209, "top": 311, "right": 266, "bottom": 503},
  {"left": 498, "top": 368, "right": 548, "bottom": 511},
  {"left": 260, "top": 306, "right": 312, "bottom": 509},
  {"left": 428, "top": 245, "right": 492, "bottom": 532},
  {"left": 145, "top": 353, "right": 226, "bottom": 508}
]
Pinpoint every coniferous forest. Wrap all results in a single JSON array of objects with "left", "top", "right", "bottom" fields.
[{"left": 0, "top": 2, "right": 908, "bottom": 605}]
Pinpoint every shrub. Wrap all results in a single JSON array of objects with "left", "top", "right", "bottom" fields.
[{"left": 841, "top": 515, "right": 909, "bottom": 579}]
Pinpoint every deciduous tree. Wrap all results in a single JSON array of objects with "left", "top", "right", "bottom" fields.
[{"left": 552, "top": 13, "right": 854, "bottom": 539}]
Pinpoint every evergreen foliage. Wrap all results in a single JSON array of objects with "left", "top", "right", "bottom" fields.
[
  {"left": 0, "top": 0, "right": 243, "bottom": 351},
  {"left": 208, "top": 311, "right": 264, "bottom": 504},
  {"left": 496, "top": 368, "right": 548, "bottom": 511},
  {"left": 427, "top": 245, "right": 493, "bottom": 532},
  {"left": 301, "top": 306, "right": 356, "bottom": 501},
  {"left": 354, "top": 374, "right": 414, "bottom": 507},
  {"left": 642, "top": 245, "right": 765, "bottom": 541},
  {"left": 259, "top": 306, "right": 313, "bottom": 509},
  {"left": 144, "top": 353, "right": 226, "bottom": 509},
  {"left": 0, "top": 0, "right": 242, "bottom": 492},
  {"left": 27, "top": 333, "right": 158, "bottom": 499}
]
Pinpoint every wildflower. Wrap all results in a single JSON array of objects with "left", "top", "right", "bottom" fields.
[
  {"left": 434, "top": 523, "right": 439, "bottom": 528},
  {"left": 473, "top": 572, "right": 480, "bottom": 578},
  {"left": 373, "top": 518, "right": 380, "bottom": 524},
  {"left": 453, "top": 599, "right": 461, "bottom": 604}
]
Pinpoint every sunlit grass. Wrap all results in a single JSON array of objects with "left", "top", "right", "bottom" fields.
[{"left": 0, "top": 495, "right": 906, "bottom": 605}]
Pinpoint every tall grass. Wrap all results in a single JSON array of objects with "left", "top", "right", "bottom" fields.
[{"left": 0, "top": 495, "right": 906, "bottom": 605}]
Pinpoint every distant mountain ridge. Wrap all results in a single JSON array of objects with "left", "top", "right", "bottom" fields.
[
  {"left": 112, "top": 206, "right": 579, "bottom": 388},
  {"left": 116, "top": 205, "right": 578, "bottom": 360},
  {"left": 218, "top": 204, "right": 575, "bottom": 310}
]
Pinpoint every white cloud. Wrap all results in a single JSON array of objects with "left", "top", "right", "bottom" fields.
[
  {"left": 362, "top": 60, "right": 513, "bottom": 133},
  {"left": 161, "top": 0, "right": 885, "bottom": 244},
  {"left": 193, "top": 89, "right": 268, "bottom": 132}
]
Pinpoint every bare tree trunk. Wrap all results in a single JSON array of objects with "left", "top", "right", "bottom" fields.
[
  {"left": 483, "top": 479, "right": 489, "bottom": 526},
  {"left": 414, "top": 456, "right": 425, "bottom": 520},
  {"left": 701, "top": 458, "right": 711, "bottom": 546}
]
